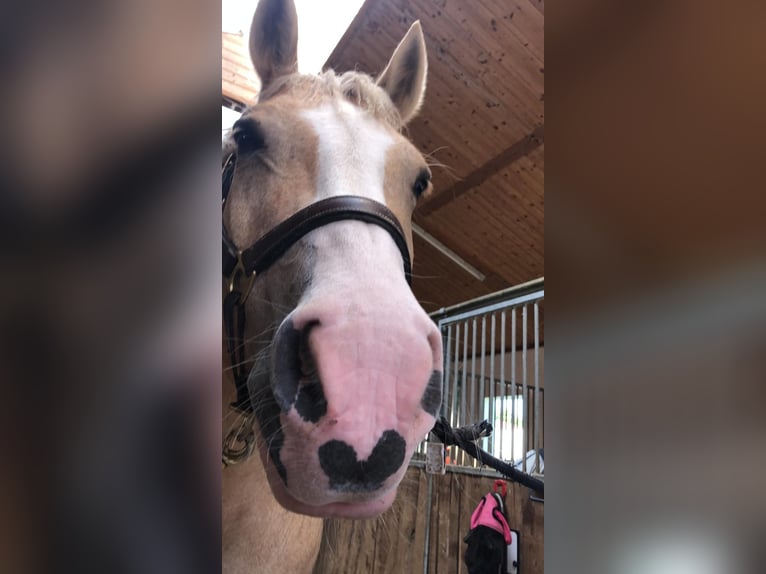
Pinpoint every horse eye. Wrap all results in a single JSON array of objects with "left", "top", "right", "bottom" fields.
[
  {"left": 232, "top": 119, "right": 265, "bottom": 153},
  {"left": 412, "top": 168, "right": 432, "bottom": 199}
]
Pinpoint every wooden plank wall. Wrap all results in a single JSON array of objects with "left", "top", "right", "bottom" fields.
[{"left": 314, "top": 467, "right": 543, "bottom": 574}]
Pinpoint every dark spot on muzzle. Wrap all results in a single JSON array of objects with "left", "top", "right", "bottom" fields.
[
  {"left": 294, "top": 379, "right": 327, "bottom": 423},
  {"left": 420, "top": 370, "right": 443, "bottom": 417},
  {"left": 272, "top": 318, "right": 327, "bottom": 423},
  {"left": 318, "top": 430, "right": 406, "bottom": 493}
]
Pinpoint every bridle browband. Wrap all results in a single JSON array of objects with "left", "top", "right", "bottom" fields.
[{"left": 221, "top": 151, "right": 413, "bottom": 464}]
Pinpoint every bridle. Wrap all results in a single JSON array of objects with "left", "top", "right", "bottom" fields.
[{"left": 221, "top": 151, "right": 413, "bottom": 464}]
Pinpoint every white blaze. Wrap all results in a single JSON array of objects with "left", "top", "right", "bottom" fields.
[
  {"left": 300, "top": 102, "right": 406, "bottom": 288},
  {"left": 301, "top": 102, "right": 393, "bottom": 202}
]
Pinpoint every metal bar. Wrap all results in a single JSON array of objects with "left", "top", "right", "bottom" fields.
[
  {"left": 429, "top": 277, "right": 544, "bottom": 322},
  {"left": 413, "top": 223, "right": 486, "bottom": 281},
  {"left": 435, "top": 290, "right": 544, "bottom": 326},
  {"left": 442, "top": 324, "right": 452, "bottom": 420},
  {"left": 510, "top": 308, "right": 516, "bottom": 464},
  {"left": 470, "top": 317, "right": 477, "bottom": 459},
  {"left": 534, "top": 301, "right": 541, "bottom": 473},
  {"left": 409, "top": 459, "right": 544, "bottom": 479},
  {"left": 451, "top": 322, "right": 461, "bottom": 464},
  {"left": 541, "top": 386, "right": 544, "bottom": 466},
  {"left": 422, "top": 473, "right": 433, "bottom": 574},
  {"left": 461, "top": 320, "right": 468, "bottom": 465},
  {"left": 479, "top": 315, "right": 487, "bottom": 453},
  {"left": 489, "top": 313, "right": 496, "bottom": 455},
  {"left": 522, "top": 304, "right": 528, "bottom": 472},
  {"left": 499, "top": 310, "right": 506, "bottom": 461}
]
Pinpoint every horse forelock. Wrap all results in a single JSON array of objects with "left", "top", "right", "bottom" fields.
[{"left": 255, "top": 70, "right": 404, "bottom": 132}]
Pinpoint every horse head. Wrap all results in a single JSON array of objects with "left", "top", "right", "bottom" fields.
[{"left": 223, "top": 0, "right": 442, "bottom": 519}]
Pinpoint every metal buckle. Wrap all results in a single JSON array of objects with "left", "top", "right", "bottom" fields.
[
  {"left": 228, "top": 251, "right": 257, "bottom": 303},
  {"left": 222, "top": 410, "right": 256, "bottom": 467},
  {"left": 227, "top": 251, "right": 245, "bottom": 293}
]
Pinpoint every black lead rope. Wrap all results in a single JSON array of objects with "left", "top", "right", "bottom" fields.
[
  {"left": 223, "top": 290, "right": 252, "bottom": 414},
  {"left": 432, "top": 417, "right": 545, "bottom": 495}
]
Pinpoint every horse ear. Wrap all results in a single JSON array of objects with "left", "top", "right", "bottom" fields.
[
  {"left": 249, "top": 0, "right": 299, "bottom": 90},
  {"left": 377, "top": 21, "right": 428, "bottom": 125}
]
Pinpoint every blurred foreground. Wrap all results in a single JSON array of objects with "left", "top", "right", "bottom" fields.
[
  {"left": 548, "top": 1, "right": 766, "bottom": 572},
  {"left": 1, "top": 1, "right": 221, "bottom": 572}
]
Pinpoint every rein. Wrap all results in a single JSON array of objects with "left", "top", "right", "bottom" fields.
[{"left": 221, "top": 152, "right": 413, "bottom": 464}]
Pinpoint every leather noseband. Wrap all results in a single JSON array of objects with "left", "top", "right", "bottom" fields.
[{"left": 222, "top": 153, "right": 412, "bottom": 286}]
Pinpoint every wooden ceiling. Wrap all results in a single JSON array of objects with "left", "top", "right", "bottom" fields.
[{"left": 222, "top": 0, "right": 544, "bottom": 313}]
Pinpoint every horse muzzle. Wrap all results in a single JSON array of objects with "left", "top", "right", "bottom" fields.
[{"left": 258, "top": 296, "right": 442, "bottom": 516}]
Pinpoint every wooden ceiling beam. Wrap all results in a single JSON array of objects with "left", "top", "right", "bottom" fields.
[{"left": 418, "top": 124, "right": 544, "bottom": 216}]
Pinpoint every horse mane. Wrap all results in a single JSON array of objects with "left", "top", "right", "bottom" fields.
[{"left": 256, "top": 70, "right": 405, "bottom": 132}]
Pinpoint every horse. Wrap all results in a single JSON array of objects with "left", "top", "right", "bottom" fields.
[{"left": 221, "top": 1, "right": 442, "bottom": 572}]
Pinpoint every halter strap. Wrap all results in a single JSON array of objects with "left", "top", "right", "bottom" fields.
[{"left": 242, "top": 195, "right": 412, "bottom": 281}]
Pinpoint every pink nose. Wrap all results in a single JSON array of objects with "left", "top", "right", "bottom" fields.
[{"left": 270, "top": 298, "right": 442, "bottom": 491}]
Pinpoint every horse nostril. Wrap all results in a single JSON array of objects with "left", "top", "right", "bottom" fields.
[
  {"left": 272, "top": 317, "right": 327, "bottom": 423},
  {"left": 298, "top": 320, "right": 320, "bottom": 380}
]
